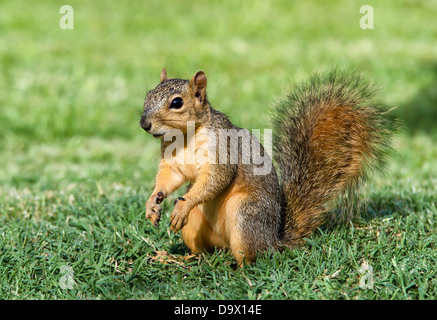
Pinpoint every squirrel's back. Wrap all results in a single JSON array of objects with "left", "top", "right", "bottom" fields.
[{"left": 272, "top": 69, "right": 395, "bottom": 245}]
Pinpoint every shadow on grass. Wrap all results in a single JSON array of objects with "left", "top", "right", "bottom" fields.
[
  {"left": 324, "top": 188, "right": 434, "bottom": 230},
  {"left": 395, "top": 63, "right": 437, "bottom": 136},
  {"left": 169, "top": 242, "right": 192, "bottom": 255},
  {"left": 354, "top": 189, "right": 434, "bottom": 226}
]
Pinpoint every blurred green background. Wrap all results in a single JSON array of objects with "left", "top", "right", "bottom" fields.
[
  {"left": 1, "top": 0, "right": 436, "bottom": 189},
  {"left": 0, "top": 0, "right": 436, "bottom": 299}
]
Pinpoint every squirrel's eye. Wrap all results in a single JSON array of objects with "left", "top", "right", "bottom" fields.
[{"left": 169, "top": 97, "right": 183, "bottom": 109}]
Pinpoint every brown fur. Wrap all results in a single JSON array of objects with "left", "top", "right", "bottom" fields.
[{"left": 140, "top": 68, "right": 394, "bottom": 265}]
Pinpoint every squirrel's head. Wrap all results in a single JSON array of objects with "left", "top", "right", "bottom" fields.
[{"left": 140, "top": 68, "right": 208, "bottom": 138}]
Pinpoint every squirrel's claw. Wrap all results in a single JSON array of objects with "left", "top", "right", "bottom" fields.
[
  {"left": 146, "top": 203, "right": 162, "bottom": 227},
  {"left": 170, "top": 201, "right": 189, "bottom": 232},
  {"left": 145, "top": 191, "right": 165, "bottom": 227},
  {"left": 170, "top": 216, "right": 188, "bottom": 233}
]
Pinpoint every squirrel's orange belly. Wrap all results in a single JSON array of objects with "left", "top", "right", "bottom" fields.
[{"left": 200, "top": 186, "right": 248, "bottom": 246}]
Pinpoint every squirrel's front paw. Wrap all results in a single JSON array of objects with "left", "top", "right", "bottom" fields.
[
  {"left": 145, "top": 191, "right": 165, "bottom": 227},
  {"left": 146, "top": 204, "right": 161, "bottom": 227},
  {"left": 170, "top": 197, "right": 189, "bottom": 232}
]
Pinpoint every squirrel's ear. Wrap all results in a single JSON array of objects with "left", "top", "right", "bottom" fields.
[
  {"left": 190, "top": 71, "right": 207, "bottom": 103},
  {"left": 160, "top": 68, "right": 168, "bottom": 83}
]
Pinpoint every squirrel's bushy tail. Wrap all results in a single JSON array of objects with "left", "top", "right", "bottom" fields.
[{"left": 272, "top": 69, "right": 395, "bottom": 245}]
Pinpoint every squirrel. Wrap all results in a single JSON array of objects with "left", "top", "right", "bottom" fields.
[{"left": 140, "top": 67, "right": 394, "bottom": 265}]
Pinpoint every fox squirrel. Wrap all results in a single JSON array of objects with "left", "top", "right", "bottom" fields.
[{"left": 140, "top": 68, "right": 394, "bottom": 265}]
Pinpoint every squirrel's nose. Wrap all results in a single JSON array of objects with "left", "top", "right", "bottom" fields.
[{"left": 140, "top": 116, "right": 152, "bottom": 132}]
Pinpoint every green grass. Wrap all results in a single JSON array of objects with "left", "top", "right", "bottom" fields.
[{"left": 1, "top": 0, "right": 436, "bottom": 299}]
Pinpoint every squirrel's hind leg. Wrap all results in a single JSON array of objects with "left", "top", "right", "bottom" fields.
[
  {"left": 181, "top": 206, "right": 226, "bottom": 253},
  {"left": 224, "top": 192, "right": 282, "bottom": 266},
  {"left": 219, "top": 193, "right": 259, "bottom": 266}
]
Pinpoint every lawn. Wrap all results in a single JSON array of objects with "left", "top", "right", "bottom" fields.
[{"left": 0, "top": 0, "right": 436, "bottom": 300}]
